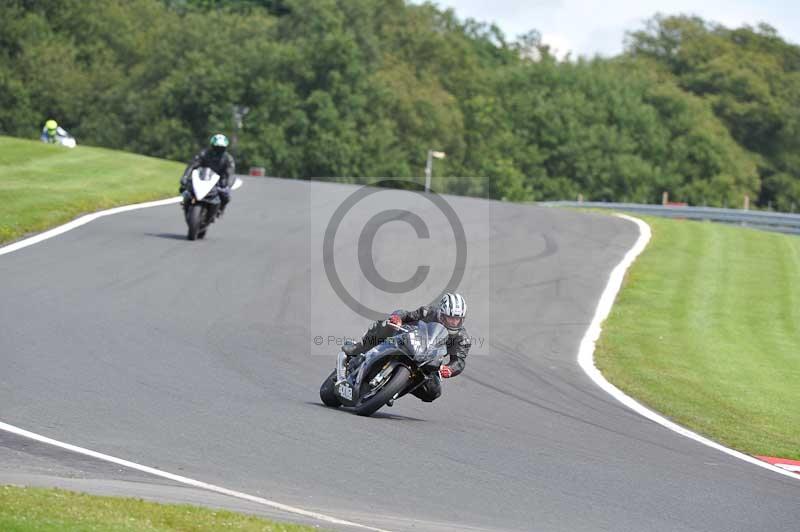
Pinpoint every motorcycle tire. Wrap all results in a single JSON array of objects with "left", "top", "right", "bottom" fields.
[
  {"left": 187, "top": 205, "right": 201, "bottom": 240},
  {"left": 319, "top": 370, "right": 342, "bottom": 408},
  {"left": 354, "top": 365, "right": 411, "bottom": 417}
]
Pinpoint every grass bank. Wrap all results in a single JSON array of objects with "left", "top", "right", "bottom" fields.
[
  {"left": 0, "top": 136, "right": 181, "bottom": 244},
  {"left": 0, "top": 485, "right": 317, "bottom": 531},
  {"left": 596, "top": 216, "right": 800, "bottom": 459}
]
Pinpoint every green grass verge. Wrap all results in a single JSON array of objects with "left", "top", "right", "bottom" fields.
[
  {"left": 0, "top": 136, "right": 181, "bottom": 244},
  {"left": 0, "top": 485, "right": 318, "bottom": 532},
  {"left": 596, "top": 215, "right": 800, "bottom": 459}
]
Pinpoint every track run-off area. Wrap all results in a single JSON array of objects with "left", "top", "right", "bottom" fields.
[{"left": 1, "top": 177, "right": 798, "bottom": 532}]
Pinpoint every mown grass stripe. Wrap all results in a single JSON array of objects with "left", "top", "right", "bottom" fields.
[
  {"left": 596, "top": 216, "right": 800, "bottom": 459},
  {"left": 0, "top": 136, "right": 181, "bottom": 244}
]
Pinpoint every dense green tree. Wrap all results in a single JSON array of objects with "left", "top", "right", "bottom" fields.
[
  {"left": 0, "top": 2, "right": 798, "bottom": 208},
  {"left": 626, "top": 15, "right": 800, "bottom": 207}
]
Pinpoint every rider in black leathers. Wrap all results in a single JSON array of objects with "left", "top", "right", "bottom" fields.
[
  {"left": 343, "top": 293, "right": 471, "bottom": 402},
  {"left": 180, "top": 134, "right": 235, "bottom": 216}
]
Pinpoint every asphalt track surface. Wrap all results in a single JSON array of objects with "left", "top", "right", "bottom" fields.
[{"left": 1, "top": 177, "right": 798, "bottom": 531}]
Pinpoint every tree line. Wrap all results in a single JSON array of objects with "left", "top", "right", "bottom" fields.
[{"left": 1, "top": 0, "right": 799, "bottom": 209}]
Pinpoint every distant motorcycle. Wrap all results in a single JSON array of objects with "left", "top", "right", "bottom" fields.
[
  {"left": 40, "top": 130, "right": 76, "bottom": 148},
  {"left": 319, "top": 321, "right": 449, "bottom": 416},
  {"left": 182, "top": 167, "right": 224, "bottom": 240}
]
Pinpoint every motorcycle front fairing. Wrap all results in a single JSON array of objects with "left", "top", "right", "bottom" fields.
[
  {"left": 400, "top": 321, "right": 449, "bottom": 367},
  {"left": 189, "top": 168, "right": 222, "bottom": 203},
  {"left": 184, "top": 183, "right": 220, "bottom": 214},
  {"left": 391, "top": 321, "right": 449, "bottom": 397}
]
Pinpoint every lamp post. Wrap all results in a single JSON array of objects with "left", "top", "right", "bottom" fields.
[
  {"left": 424, "top": 150, "right": 446, "bottom": 193},
  {"left": 231, "top": 104, "right": 249, "bottom": 151}
]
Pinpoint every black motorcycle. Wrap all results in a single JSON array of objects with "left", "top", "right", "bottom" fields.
[
  {"left": 182, "top": 167, "right": 223, "bottom": 240},
  {"left": 319, "top": 321, "right": 449, "bottom": 416}
]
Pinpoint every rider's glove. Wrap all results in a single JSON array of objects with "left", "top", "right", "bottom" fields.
[
  {"left": 388, "top": 314, "right": 402, "bottom": 327},
  {"left": 439, "top": 365, "right": 453, "bottom": 378}
]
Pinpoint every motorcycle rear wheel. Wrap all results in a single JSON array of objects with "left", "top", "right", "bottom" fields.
[{"left": 354, "top": 366, "right": 410, "bottom": 417}]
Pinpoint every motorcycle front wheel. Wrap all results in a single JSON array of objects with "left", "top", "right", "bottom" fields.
[
  {"left": 187, "top": 204, "right": 202, "bottom": 240},
  {"left": 354, "top": 365, "right": 411, "bottom": 417}
]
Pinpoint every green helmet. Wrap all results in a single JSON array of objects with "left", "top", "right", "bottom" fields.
[
  {"left": 45, "top": 119, "right": 58, "bottom": 131},
  {"left": 210, "top": 134, "right": 229, "bottom": 148}
]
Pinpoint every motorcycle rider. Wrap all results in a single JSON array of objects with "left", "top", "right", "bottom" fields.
[
  {"left": 40, "top": 119, "right": 72, "bottom": 145},
  {"left": 179, "top": 134, "right": 235, "bottom": 217},
  {"left": 343, "top": 292, "right": 471, "bottom": 402}
]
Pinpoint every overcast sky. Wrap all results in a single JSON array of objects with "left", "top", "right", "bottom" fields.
[{"left": 424, "top": 0, "right": 800, "bottom": 58}]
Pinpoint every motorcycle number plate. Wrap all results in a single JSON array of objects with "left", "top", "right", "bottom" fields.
[{"left": 338, "top": 383, "right": 353, "bottom": 401}]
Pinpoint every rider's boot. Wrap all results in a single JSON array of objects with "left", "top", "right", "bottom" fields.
[
  {"left": 342, "top": 341, "right": 362, "bottom": 367},
  {"left": 343, "top": 339, "right": 373, "bottom": 375},
  {"left": 343, "top": 320, "right": 387, "bottom": 360},
  {"left": 342, "top": 341, "right": 360, "bottom": 358}
]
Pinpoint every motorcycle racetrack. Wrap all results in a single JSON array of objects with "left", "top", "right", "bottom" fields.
[{"left": 1, "top": 177, "right": 797, "bottom": 532}]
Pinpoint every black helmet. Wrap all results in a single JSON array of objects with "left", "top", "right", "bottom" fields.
[{"left": 209, "top": 133, "right": 229, "bottom": 156}]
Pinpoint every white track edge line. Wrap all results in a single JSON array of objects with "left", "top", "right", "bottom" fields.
[
  {"left": 1, "top": 177, "right": 244, "bottom": 257},
  {"left": 0, "top": 421, "right": 390, "bottom": 531},
  {"left": 0, "top": 197, "right": 181, "bottom": 256},
  {"left": 578, "top": 213, "right": 798, "bottom": 481}
]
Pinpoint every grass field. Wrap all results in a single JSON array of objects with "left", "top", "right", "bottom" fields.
[
  {"left": 596, "top": 215, "right": 800, "bottom": 459},
  {"left": 0, "top": 486, "right": 317, "bottom": 531},
  {"left": 0, "top": 136, "right": 181, "bottom": 244}
]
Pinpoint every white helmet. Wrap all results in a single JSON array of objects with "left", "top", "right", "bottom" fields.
[{"left": 438, "top": 292, "right": 467, "bottom": 335}]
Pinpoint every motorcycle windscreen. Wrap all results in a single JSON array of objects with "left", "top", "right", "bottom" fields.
[
  {"left": 407, "top": 321, "right": 449, "bottom": 364},
  {"left": 191, "top": 167, "right": 221, "bottom": 200}
]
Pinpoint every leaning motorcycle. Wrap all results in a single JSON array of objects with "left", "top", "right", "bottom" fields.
[
  {"left": 319, "top": 321, "right": 449, "bottom": 417},
  {"left": 182, "top": 167, "right": 223, "bottom": 241}
]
